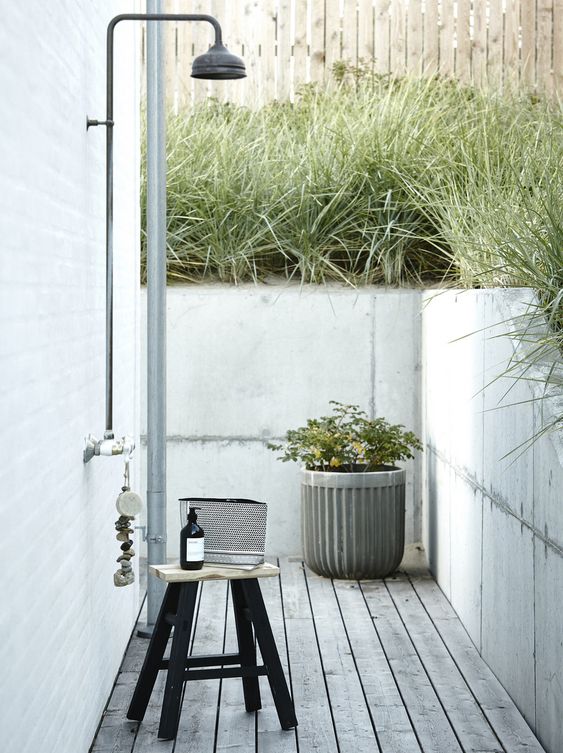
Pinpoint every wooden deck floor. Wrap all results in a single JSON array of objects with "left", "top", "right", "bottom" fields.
[{"left": 91, "top": 558, "right": 546, "bottom": 753}]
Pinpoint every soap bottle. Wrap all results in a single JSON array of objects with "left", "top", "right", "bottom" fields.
[{"left": 180, "top": 505, "right": 204, "bottom": 570}]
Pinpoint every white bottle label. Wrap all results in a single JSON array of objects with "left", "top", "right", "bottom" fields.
[{"left": 185, "top": 537, "right": 204, "bottom": 562}]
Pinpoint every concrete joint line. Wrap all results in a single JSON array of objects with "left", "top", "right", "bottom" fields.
[
  {"left": 427, "top": 444, "right": 563, "bottom": 559},
  {"left": 140, "top": 434, "right": 286, "bottom": 444}
]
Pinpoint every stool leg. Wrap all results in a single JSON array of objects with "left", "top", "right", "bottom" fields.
[
  {"left": 241, "top": 579, "right": 298, "bottom": 730},
  {"left": 127, "top": 583, "right": 180, "bottom": 722},
  {"left": 230, "top": 580, "right": 262, "bottom": 712},
  {"left": 158, "top": 581, "right": 199, "bottom": 740}
]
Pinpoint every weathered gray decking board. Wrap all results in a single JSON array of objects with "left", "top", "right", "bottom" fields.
[{"left": 91, "top": 559, "right": 546, "bottom": 753}]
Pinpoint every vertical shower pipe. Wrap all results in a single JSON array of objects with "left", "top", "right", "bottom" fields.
[{"left": 143, "top": 0, "right": 167, "bottom": 634}]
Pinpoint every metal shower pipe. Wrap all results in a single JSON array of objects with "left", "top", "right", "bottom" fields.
[{"left": 87, "top": 12, "right": 224, "bottom": 439}]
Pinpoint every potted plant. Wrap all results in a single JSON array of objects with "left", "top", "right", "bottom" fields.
[{"left": 269, "top": 402, "right": 422, "bottom": 579}]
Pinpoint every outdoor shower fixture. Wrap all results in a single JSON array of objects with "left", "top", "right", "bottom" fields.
[
  {"left": 84, "top": 7, "right": 244, "bottom": 625},
  {"left": 84, "top": 13, "right": 246, "bottom": 463}
]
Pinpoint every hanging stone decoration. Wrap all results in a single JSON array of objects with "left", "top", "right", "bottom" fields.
[{"left": 114, "top": 475, "right": 143, "bottom": 587}]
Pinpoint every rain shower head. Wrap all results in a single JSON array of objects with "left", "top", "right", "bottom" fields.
[{"left": 191, "top": 42, "right": 246, "bottom": 80}]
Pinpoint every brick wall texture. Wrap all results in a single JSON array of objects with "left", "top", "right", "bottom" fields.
[{"left": 0, "top": 2, "right": 141, "bottom": 752}]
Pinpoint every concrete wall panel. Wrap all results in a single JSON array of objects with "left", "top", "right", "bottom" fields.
[
  {"left": 423, "top": 288, "right": 563, "bottom": 751},
  {"left": 481, "top": 501, "right": 535, "bottom": 722},
  {"left": 483, "top": 295, "right": 535, "bottom": 521},
  {"left": 534, "top": 541, "right": 563, "bottom": 753},
  {"left": 425, "top": 450, "right": 452, "bottom": 598},
  {"left": 449, "top": 473, "right": 483, "bottom": 649},
  {"left": 141, "top": 287, "right": 423, "bottom": 554}
]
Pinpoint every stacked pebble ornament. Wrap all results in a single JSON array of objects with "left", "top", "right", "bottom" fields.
[{"left": 114, "top": 487, "right": 143, "bottom": 587}]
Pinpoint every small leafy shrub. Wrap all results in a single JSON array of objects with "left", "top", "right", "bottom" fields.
[{"left": 268, "top": 401, "right": 422, "bottom": 472}]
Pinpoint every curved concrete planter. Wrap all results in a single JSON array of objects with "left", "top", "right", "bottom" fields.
[{"left": 301, "top": 466, "right": 406, "bottom": 579}]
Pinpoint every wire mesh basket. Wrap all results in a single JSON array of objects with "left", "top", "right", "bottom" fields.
[{"left": 179, "top": 497, "right": 267, "bottom": 566}]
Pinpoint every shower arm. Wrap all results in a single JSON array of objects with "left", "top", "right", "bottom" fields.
[{"left": 84, "top": 13, "right": 222, "bottom": 462}]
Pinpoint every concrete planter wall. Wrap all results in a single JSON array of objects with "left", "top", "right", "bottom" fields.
[
  {"left": 140, "top": 286, "right": 422, "bottom": 556},
  {"left": 422, "top": 288, "right": 563, "bottom": 753},
  {"left": 301, "top": 467, "right": 406, "bottom": 579}
]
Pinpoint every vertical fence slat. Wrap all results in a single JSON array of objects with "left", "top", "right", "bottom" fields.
[
  {"left": 325, "top": 0, "right": 342, "bottom": 79},
  {"left": 163, "top": 0, "right": 177, "bottom": 111},
  {"left": 423, "top": 0, "right": 439, "bottom": 75},
  {"left": 374, "top": 0, "right": 390, "bottom": 74},
  {"left": 341, "top": 0, "right": 358, "bottom": 67},
  {"left": 472, "top": 0, "right": 487, "bottom": 86},
  {"left": 141, "top": 25, "right": 147, "bottom": 102},
  {"left": 210, "top": 0, "right": 228, "bottom": 103},
  {"left": 259, "top": 0, "right": 277, "bottom": 103},
  {"left": 439, "top": 0, "right": 454, "bottom": 75},
  {"left": 521, "top": 0, "right": 536, "bottom": 88},
  {"left": 407, "top": 0, "right": 423, "bottom": 75},
  {"left": 175, "top": 2, "right": 193, "bottom": 109},
  {"left": 537, "top": 0, "right": 554, "bottom": 93},
  {"left": 390, "top": 0, "right": 406, "bottom": 75},
  {"left": 456, "top": 0, "right": 471, "bottom": 83},
  {"left": 277, "top": 0, "right": 292, "bottom": 100},
  {"left": 358, "top": 0, "right": 375, "bottom": 71},
  {"left": 311, "top": 0, "right": 327, "bottom": 82},
  {"left": 294, "top": 0, "right": 309, "bottom": 92},
  {"left": 503, "top": 0, "right": 520, "bottom": 90},
  {"left": 554, "top": 0, "right": 563, "bottom": 95},
  {"left": 488, "top": 0, "right": 504, "bottom": 87}
]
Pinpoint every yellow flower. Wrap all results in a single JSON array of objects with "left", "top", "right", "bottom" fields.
[
  {"left": 329, "top": 457, "right": 341, "bottom": 468},
  {"left": 352, "top": 442, "right": 364, "bottom": 454},
  {"left": 312, "top": 448, "right": 322, "bottom": 459}
]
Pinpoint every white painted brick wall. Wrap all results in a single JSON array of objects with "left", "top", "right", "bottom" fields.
[
  {"left": 140, "top": 286, "right": 423, "bottom": 556},
  {"left": 422, "top": 289, "right": 563, "bottom": 753},
  {"left": 0, "top": 3, "right": 140, "bottom": 752}
]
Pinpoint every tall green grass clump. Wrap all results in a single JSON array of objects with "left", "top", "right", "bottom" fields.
[{"left": 142, "top": 76, "right": 561, "bottom": 292}]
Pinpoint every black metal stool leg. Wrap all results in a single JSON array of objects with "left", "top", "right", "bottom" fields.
[
  {"left": 127, "top": 583, "right": 180, "bottom": 722},
  {"left": 230, "top": 580, "right": 262, "bottom": 712},
  {"left": 241, "top": 579, "right": 298, "bottom": 730},
  {"left": 158, "top": 581, "right": 199, "bottom": 740}
]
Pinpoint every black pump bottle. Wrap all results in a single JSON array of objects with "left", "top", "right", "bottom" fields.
[{"left": 180, "top": 505, "right": 204, "bottom": 570}]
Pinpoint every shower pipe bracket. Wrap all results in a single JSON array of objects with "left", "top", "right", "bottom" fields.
[
  {"left": 134, "top": 527, "right": 166, "bottom": 544},
  {"left": 84, "top": 434, "right": 135, "bottom": 464},
  {"left": 86, "top": 118, "right": 114, "bottom": 130}
]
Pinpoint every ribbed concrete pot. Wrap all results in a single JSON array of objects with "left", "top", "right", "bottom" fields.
[{"left": 301, "top": 466, "right": 405, "bottom": 579}]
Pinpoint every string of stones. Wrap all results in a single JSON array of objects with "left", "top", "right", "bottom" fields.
[
  {"left": 112, "top": 457, "right": 142, "bottom": 587},
  {"left": 114, "top": 498, "right": 136, "bottom": 587}
]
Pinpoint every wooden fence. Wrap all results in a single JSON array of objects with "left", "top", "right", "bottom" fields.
[{"left": 141, "top": 1, "right": 562, "bottom": 107}]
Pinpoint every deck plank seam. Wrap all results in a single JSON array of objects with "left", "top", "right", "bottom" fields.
[
  {"left": 358, "top": 580, "right": 427, "bottom": 753},
  {"left": 301, "top": 562, "right": 342, "bottom": 753},
  {"left": 383, "top": 578, "right": 471, "bottom": 753},
  {"left": 330, "top": 576, "right": 385, "bottom": 753},
  {"left": 209, "top": 582, "right": 233, "bottom": 753},
  {"left": 276, "top": 556, "right": 300, "bottom": 753}
]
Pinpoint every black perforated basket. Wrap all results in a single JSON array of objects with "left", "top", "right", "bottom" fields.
[{"left": 179, "top": 497, "right": 267, "bottom": 566}]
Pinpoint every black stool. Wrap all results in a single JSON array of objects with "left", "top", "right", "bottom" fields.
[{"left": 127, "top": 563, "right": 298, "bottom": 740}]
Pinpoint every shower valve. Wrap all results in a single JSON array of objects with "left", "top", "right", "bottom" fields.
[{"left": 84, "top": 434, "right": 135, "bottom": 464}]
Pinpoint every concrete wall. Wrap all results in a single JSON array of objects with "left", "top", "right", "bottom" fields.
[
  {"left": 140, "top": 285, "right": 423, "bottom": 556},
  {"left": 422, "top": 288, "right": 563, "bottom": 753},
  {"left": 0, "top": 3, "right": 140, "bottom": 753}
]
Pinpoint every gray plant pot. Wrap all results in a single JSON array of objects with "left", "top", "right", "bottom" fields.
[{"left": 301, "top": 466, "right": 405, "bottom": 579}]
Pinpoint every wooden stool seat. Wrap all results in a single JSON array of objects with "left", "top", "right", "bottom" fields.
[
  {"left": 127, "top": 562, "right": 298, "bottom": 741},
  {"left": 149, "top": 561, "right": 280, "bottom": 582}
]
